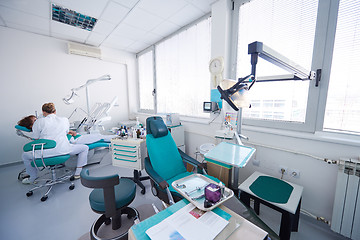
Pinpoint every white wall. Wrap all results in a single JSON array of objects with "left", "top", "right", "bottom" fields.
[{"left": 0, "top": 26, "right": 136, "bottom": 165}]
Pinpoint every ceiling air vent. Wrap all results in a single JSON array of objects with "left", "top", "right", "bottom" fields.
[
  {"left": 67, "top": 42, "right": 101, "bottom": 59},
  {"left": 52, "top": 4, "right": 97, "bottom": 31}
]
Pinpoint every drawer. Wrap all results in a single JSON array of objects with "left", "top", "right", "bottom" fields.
[
  {"left": 113, "top": 152, "right": 138, "bottom": 162},
  {"left": 112, "top": 154, "right": 141, "bottom": 170},
  {"left": 113, "top": 148, "right": 138, "bottom": 158}
]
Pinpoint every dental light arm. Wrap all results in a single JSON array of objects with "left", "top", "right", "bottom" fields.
[
  {"left": 217, "top": 41, "right": 320, "bottom": 112},
  {"left": 247, "top": 41, "right": 316, "bottom": 82},
  {"left": 63, "top": 74, "right": 111, "bottom": 115}
]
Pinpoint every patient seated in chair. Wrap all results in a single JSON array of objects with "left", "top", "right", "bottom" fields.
[
  {"left": 18, "top": 111, "right": 117, "bottom": 184},
  {"left": 18, "top": 115, "right": 117, "bottom": 144}
]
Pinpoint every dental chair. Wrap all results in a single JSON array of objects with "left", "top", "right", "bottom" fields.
[
  {"left": 145, "top": 116, "right": 220, "bottom": 205},
  {"left": 22, "top": 139, "right": 74, "bottom": 202},
  {"left": 66, "top": 134, "right": 111, "bottom": 165},
  {"left": 80, "top": 169, "right": 139, "bottom": 240}
]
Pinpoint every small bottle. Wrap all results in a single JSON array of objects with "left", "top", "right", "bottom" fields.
[
  {"left": 136, "top": 129, "right": 141, "bottom": 138},
  {"left": 133, "top": 128, "right": 137, "bottom": 139}
]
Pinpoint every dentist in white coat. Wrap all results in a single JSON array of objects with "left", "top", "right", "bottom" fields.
[{"left": 22, "top": 103, "right": 89, "bottom": 184}]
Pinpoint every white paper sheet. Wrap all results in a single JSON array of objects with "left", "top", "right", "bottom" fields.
[{"left": 146, "top": 203, "right": 229, "bottom": 240}]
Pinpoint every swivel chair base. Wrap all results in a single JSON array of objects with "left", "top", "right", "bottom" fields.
[
  {"left": 26, "top": 166, "right": 74, "bottom": 202},
  {"left": 123, "top": 170, "right": 150, "bottom": 195},
  {"left": 90, "top": 206, "right": 139, "bottom": 240}
]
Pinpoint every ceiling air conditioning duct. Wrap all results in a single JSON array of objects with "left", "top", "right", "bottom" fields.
[{"left": 67, "top": 42, "right": 101, "bottom": 59}]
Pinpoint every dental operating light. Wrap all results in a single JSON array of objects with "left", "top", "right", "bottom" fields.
[{"left": 63, "top": 74, "right": 111, "bottom": 116}]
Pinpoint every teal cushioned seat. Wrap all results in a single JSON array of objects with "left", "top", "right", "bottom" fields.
[
  {"left": 87, "top": 140, "right": 110, "bottom": 150},
  {"left": 249, "top": 176, "right": 294, "bottom": 204},
  {"left": 31, "top": 155, "right": 70, "bottom": 167},
  {"left": 146, "top": 133, "right": 187, "bottom": 181},
  {"left": 89, "top": 178, "right": 136, "bottom": 212}
]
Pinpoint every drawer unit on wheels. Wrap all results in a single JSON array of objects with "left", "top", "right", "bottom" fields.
[
  {"left": 111, "top": 138, "right": 149, "bottom": 194},
  {"left": 111, "top": 138, "right": 146, "bottom": 170}
]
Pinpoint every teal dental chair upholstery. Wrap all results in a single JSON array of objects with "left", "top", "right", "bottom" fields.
[
  {"left": 145, "top": 116, "right": 220, "bottom": 205},
  {"left": 80, "top": 169, "right": 139, "bottom": 240},
  {"left": 23, "top": 139, "right": 74, "bottom": 202}
]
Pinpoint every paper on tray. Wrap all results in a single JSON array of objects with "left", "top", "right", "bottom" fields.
[{"left": 146, "top": 203, "right": 229, "bottom": 240}]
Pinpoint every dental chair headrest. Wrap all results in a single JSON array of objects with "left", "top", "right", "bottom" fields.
[
  {"left": 147, "top": 117, "right": 168, "bottom": 138},
  {"left": 15, "top": 125, "right": 31, "bottom": 132}
]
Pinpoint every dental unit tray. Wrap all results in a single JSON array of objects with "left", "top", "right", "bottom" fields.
[{"left": 172, "top": 174, "right": 234, "bottom": 211}]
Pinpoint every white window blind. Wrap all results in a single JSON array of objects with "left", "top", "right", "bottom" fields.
[
  {"left": 323, "top": 0, "right": 360, "bottom": 134},
  {"left": 155, "top": 17, "right": 211, "bottom": 118},
  {"left": 237, "top": 0, "right": 318, "bottom": 123},
  {"left": 138, "top": 50, "right": 154, "bottom": 111}
]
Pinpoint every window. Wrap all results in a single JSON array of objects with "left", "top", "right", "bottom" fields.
[
  {"left": 137, "top": 16, "right": 211, "bottom": 118},
  {"left": 323, "top": 0, "right": 360, "bottom": 134},
  {"left": 236, "top": 0, "right": 318, "bottom": 124},
  {"left": 138, "top": 50, "right": 155, "bottom": 112}
]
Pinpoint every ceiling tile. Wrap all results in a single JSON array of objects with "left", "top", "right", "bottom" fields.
[
  {"left": 102, "top": 34, "right": 135, "bottom": 49},
  {"left": 92, "top": 19, "right": 116, "bottom": 35},
  {"left": 111, "top": 0, "right": 139, "bottom": 9},
  {"left": 186, "top": 0, "right": 216, "bottom": 13},
  {"left": 123, "top": 7, "right": 163, "bottom": 32},
  {"left": 0, "top": 6, "right": 49, "bottom": 31},
  {"left": 112, "top": 23, "right": 147, "bottom": 40},
  {"left": 51, "top": 20, "right": 90, "bottom": 40},
  {"left": 100, "top": 1, "right": 130, "bottom": 25},
  {"left": 0, "top": 0, "right": 50, "bottom": 19},
  {"left": 86, "top": 32, "right": 107, "bottom": 46},
  {"left": 142, "top": 32, "right": 162, "bottom": 45},
  {"left": 52, "top": 0, "right": 108, "bottom": 18},
  {"left": 168, "top": 4, "right": 204, "bottom": 27},
  {"left": 137, "top": 0, "right": 187, "bottom": 20},
  {"left": 151, "top": 21, "right": 179, "bottom": 37},
  {"left": 127, "top": 40, "right": 150, "bottom": 53},
  {"left": 6, "top": 22, "right": 49, "bottom": 36},
  {"left": 51, "top": 32, "right": 86, "bottom": 44}
]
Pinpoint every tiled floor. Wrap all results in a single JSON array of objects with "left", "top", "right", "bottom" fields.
[{"left": 0, "top": 152, "right": 349, "bottom": 240}]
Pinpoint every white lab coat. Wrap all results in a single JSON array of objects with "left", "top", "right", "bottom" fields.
[{"left": 31, "top": 114, "right": 71, "bottom": 157}]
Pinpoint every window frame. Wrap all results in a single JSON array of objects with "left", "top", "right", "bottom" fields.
[
  {"left": 137, "top": 13, "right": 212, "bottom": 118},
  {"left": 231, "top": 0, "right": 340, "bottom": 133},
  {"left": 137, "top": 46, "right": 156, "bottom": 114}
]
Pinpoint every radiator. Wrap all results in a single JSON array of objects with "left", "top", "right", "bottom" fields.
[{"left": 331, "top": 160, "right": 360, "bottom": 239}]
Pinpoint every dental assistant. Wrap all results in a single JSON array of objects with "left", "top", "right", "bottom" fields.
[{"left": 22, "top": 103, "right": 89, "bottom": 184}]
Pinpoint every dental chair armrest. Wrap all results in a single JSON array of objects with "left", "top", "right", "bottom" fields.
[
  {"left": 178, "top": 149, "right": 205, "bottom": 169},
  {"left": 145, "top": 157, "right": 169, "bottom": 190}
]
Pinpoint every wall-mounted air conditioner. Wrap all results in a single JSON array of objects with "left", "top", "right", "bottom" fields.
[{"left": 67, "top": 42, "right": 101, "bottom": 59}]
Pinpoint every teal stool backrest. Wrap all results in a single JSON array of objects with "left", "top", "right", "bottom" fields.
[
  {"left": 146, "top": 117, "right": 187, "bottom": 181},
  {"left": 23, "top": 139, "right": 56, "bottom": 152}
]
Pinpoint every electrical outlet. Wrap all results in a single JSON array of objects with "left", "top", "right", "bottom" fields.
[
  {"left": 278, "top": 165, "right": 288, "bottom": 175},
  {"left": 289, "top": 169, "right": 300, "bottom": 178}
]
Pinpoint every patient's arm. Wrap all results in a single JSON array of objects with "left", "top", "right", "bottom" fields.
[{"left": 68, "top": 130, "right": 77, "bottom": 136}]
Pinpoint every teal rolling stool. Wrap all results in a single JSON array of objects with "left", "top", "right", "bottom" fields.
[
  {"left": 80, "top": 169, "right": 139, "bottom": 240},
  {"left": 239, "top": 171, "right": 303, "bottom": 240},
  {"left": 23, "top": 139, "right": 74, "bottom": 202}
]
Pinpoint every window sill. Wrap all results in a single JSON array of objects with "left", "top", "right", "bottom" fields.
[{"left": 242, "top": 125, "right": 360, "bottom": 147}]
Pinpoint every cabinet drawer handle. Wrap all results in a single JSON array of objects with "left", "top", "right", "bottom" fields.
[
  {"left": 114, "top": 153, "right": 136, "bottom": 158},
  {"left": 114, "top": 157, "right": 137, "bottom": 162},
  {"left": 114, "top": 149, "right": 137, "bottom": 153},
  {"left": 113, "top": 144, "right": 136, "bottom": 148}
]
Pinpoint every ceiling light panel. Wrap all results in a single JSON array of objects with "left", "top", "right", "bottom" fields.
[{"left": 51, "top": 4, "right": 97, "bottom": 31}]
